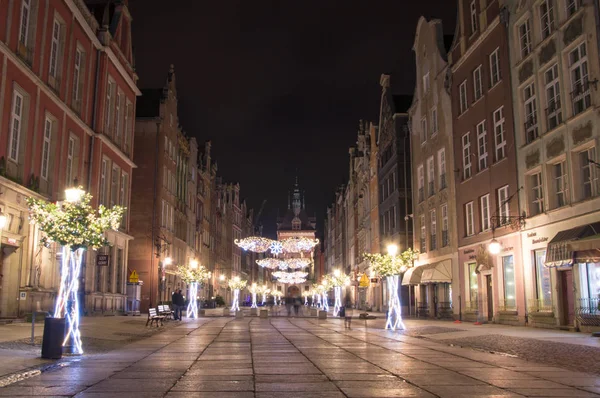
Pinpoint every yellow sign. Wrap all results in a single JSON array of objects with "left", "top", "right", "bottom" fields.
[
  {"left": 359, "top": 273, "right": 370, "bottom": 288},
  {"left": 129, "top": 270, "right": 139, "bottom": 283}
]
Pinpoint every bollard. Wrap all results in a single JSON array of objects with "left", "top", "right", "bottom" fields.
[
  {"left": 250, "top": 308, "right": 258, "bottom": 316},
  {"left": 318, "top": 310, "right": 327, "bottom": 319},
  {"left": 259, "top": 309, "right": 268, "bottom": 319}
]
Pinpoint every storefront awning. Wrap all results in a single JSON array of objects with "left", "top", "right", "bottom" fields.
[
  {"left": 545, "top": 222, "right": 600, "bottom": 267},
  {"left": 401, "top": 265, "right": 425, "bottom": 286},
  {"left": 420, "top": 260, "right": 452, "bottom": 284}
]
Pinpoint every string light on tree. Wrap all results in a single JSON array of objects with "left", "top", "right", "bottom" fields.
[
  {"left": 27, "top": 186, "right": 124, "bottom": 355},
  {"left": 176, "top": 260, "right": 211, "bottom": 319},
  {"left": 324, "top": 270, "right": 351, "bottom": 317},
  {"left": 248, "top": 283, "right": 259, "bottom": 309},
  {"left": 363, "top": 245, "right": 418, "bottom": 331}
]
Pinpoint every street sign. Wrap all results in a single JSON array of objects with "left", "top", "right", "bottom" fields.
[
  {"left": 359, "top": 273, "right": 370, "bottom": 288},
  {"left": 97, "top": 254, "right": 109, "bottom": 266},
  {"left": 129, "top": 270, "right": 139, "bottom": 283}
]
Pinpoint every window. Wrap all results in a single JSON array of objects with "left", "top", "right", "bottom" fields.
[
  {"left": 120, "top": 173, "right": 128, "bottom": 227},
  {"left": 489, "top": 48, "right": 500, "bottom": 87},
  {"left": 470, "top": 0, "right": 477, "bottom": 34},
  {"left": 534, "top": 250, "right": 552, "bottom": 310},
  {"left": 502, "top": 255, "right": 516, "bottom": 309},
  {"left": 427, "top": 156, "right": 435, "bottom": 196},
  {"left": 545, "top": 64, "right": 561, "bottom": 130},
  {"left": 498, "top": 185, "right": 509, "bottom": 225},
  {"left": 566, "top": 0, "right": 581, "bottom": 17},
  {"left": 465, "top": 201, "right": 474, "bottom": 236},
  {"left": 161, "top": 200, "right": 166, "bottom": 227},
  {"left": 420, "top": 117, "right": 427, "bottom": 144},
  {"left": 438, "top": 148, "right": 447, "bottom": 189},
  {"left": 441, "top": 204, "right": 449, "bottom": 247},
  {"left": 570, "top": 42, "right": 590, "bottom": 115},
  {"left": 519, "top": 19, "right": 531, "bottom": 58},
  {"left": 524, "top": 83, "right": 538, "bottom": 143},
  {"left": 110, "top": 165, "right": 119, "bottom": 207},
  {"left": 530, "top": 172, "right": 544, "bottom": 216},
  {"left": 292, "top": 218, "right": 301, "bottom": 230},
  {"left": 431, "top": 107, "right": 438, "bottom": 136},
  {"left": 553, "top": 161, "right": 568, "bottom": 208},
  {"left": 583, "top": 262, "right": 600, "bottom": 301},
  {"left": 114, "top": 93, "right": 122, "bottom": 146},
  {"left": 105, "top": 81, "right": 115, "bottom": 136},
  {"left": 480, "top": 194, "right": 491, "bottom": 231},
  {"left": 417, "top": 165, "right": 424, "bottom": 202},
  {"left": 49, "top": 19, "right": 62, "bottom": 79},
  {"left": 580, "top": 147, "right": 598, "bottom": 199},
  {"left": 41, "top": 117, "right": 52, "bottom": 180},
  {"left": 19, "top": 0, "right": 31, "bottom": 46},
  {"left": 420, "top": 215, "right": 426, "bottom": 253},
  {"left": 66, "top": 136, "right": 75, "bottom": 186},
  {"left": 473, "top": 65, "right": 483, "bottom": 101},
  {"left": 462, "top": 133, "right": 472, "bottom": 180},
  {"left": 468, "top": 262, "right": 478, "bottom": 303},
  {"left": 99, "top": 159, "right": 108, "bottom": 205},
  {"left": 459, "top": 80, "right": 468, "bottom": 114},
  {"left": 476, "top": 120, "right": 488, "bottom": 171},
  {"left": 9, "top": 90, "right": 24, "bottom": 162},
  {"left": 539, "top": 0, "right": 554, "bottom": 39},
  {"left": 430, "top": 209, "right": 437, "bottom": 250},
  {"left": 124, "top": 101, "right": 132, "bottom": 154},
  {"left": 72, "top": 47, "right": 84, "bottom": 111},
  {"left": 492, "top": 107, "right": 506, "bottom": 162},
  {"left": 423, "top": 72, "right": 430, "bottom": 93}
]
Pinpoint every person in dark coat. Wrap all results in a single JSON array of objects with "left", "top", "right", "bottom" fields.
[{"left": 172, "top": 289, "right": 184, "bottom": 320}]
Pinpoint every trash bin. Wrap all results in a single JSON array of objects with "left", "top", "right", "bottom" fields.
[
  {"left": 41, "top": 317, "right": 65, "bottom": 359},
  {"left": 339, "top": 306, "right": 346, "bottom": 318}
]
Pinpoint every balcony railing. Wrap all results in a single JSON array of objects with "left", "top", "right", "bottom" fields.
[
  {"left": 464, "top": 300, "right": 478, "bottom": 312},
  {"left": 440, "top": 173, "right": 447, "bottom": 190},
  {"left": 576, "top": 297, "right": 600, "bottom": 326},
  {"left": 498, "top": 298, "right": 517, "bottom": 312},
  {"left": 436, "top": 302, "right": 453, "bottom": 319},
  {"left": 545, "top": 98, "right": 562, "bottom": 131},
  {"left": 527, "top": 298, "right": 553, "bottom": 313},
  {"left": 571, "top": 80, "right": 592, "bottom": 116},
  {"left": 525, "top": 116, "right": 539, "bottom": 144}
]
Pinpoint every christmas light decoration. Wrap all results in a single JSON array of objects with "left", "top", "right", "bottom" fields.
[
  {"left": 285, "top": 258, "right": 312, "bottom": 270},
  {"left": 272, "top": 271, "right": 308, "bottom": 284},
  {"left": 234, "top": 237, "right": 273, "bottom": 253},
  {"left": 271, "top": 290, "right": 283, "bottom": 305},
  {"left": 302, "top": 291, "right": 310, "bottom": 306},
  {"left": 269, "top": 240, "right": 284, "bottom": 255},
  {"left": 280, "top": 237, "right": 319, "bottom": 253},
  {"left": 27, "top": 188, "right": 124, "bottom": 355},
  {"left": 323, "top": 270, "right": 351, "bottom": 317},
  {"left": 248, "top": 283, "right": 259, "bottom": 309},
  {"left": 258, "top": 285, "right": 270, "bottom": 305},
  {"left": 228, "top": 277, "right": 248, "bottom": 312},
  {"left": 176, "top": 262, "right": 211, "bottom": 319},
  {"left": 256, "top": 258, "right": 284, "bottom": 269},
  {"left": 363, "top": 248, "right": 418, "bottom": 331}
]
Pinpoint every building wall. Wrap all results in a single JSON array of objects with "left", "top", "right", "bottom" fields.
[
  {"left": 0, "top": 0, "right": 138, "bottom": 317},
  {"left": 450, "top": 0, "right": 525, "bottom": 325}
]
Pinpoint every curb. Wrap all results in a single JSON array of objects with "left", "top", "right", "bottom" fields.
[{"left": 0, "top": 358, "right": 77, "bottom": 388}]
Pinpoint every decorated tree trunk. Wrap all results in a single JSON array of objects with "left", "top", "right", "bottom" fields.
[
  {"left": 232, "top": 289, "right": 240, "bottom": 311},
  {"left": 56, "top": 246, "right": 84, "bottom": 355},
  {"left": 187, "top": 282, "right": 198, "bottom": 319},
  {"left": 333, "top": 286, "right": 342, "bottom": 317},
  {"left": 322, "top": 293, "right": 329, "bottom": 311},
  {"left": 385, "top": 275, "right": 404, "bottom": 331},
  {"left": 261, "top": 293, "right": 266, "bottom": 305},
  {"left": 251, "top": 292, "right": 258, "bottom": 309}
]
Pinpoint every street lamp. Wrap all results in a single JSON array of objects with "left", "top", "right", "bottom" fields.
[
  {"left": 488, "top": 238, "right": 501, "bottom": 255},
  {"left": 387, "top": 244, "right": 399, "bottom": 256}
]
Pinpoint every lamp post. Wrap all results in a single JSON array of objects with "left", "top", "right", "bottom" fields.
[{"left": 160, "top": 256, "right": 172, "bottom": 303}]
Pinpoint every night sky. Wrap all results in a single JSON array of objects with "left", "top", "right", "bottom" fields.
[{"left": 129, "top": 1, "right": 456, "bottom": 239}]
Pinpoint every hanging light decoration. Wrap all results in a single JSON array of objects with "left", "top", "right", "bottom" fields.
[
  {"left": 285, "top": 258, "right": 312, "bottom": 270},
  {"left": 272, "top": 271, "right": 308, "bottom": 284},
  {"left": 280, "top": 237, "right": 319, "bottom": 253},
  {"left": 234, "top": 237, "right": 273, "bottom": 253},
  {"left": 269, "top": 240, "right": 284, "bottom": 255},
  {"left": 256, "top": 258, "right": 283, "bottom": 269}
]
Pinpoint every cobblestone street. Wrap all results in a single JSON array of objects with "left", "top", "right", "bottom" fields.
[{"left": 1, "top": 317, "right": 599, "bottom": 397}]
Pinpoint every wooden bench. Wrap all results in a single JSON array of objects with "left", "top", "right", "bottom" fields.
[
  {"left": 146, "top": 308, "right": 165, "bottom": 327},
  {"left": 158, "top": 304, "right": 173, "bottom": 320}
]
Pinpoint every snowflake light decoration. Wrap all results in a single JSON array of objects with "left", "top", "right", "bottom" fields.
[{"left": 269, "top": 240, "right": 284, "bottom": 255}]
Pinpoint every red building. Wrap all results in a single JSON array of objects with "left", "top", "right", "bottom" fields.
[{"left": 0, "top": 0, "right": 139, "bottom": 317}]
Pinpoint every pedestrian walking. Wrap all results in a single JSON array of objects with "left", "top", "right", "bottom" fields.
[
  {"left": 172, "top": 289, "right": 184, "bottom": 320},
  {"left": 344, "top": 301, "right": 353, "bottom": 329},
  {"left": 293, "top": 295, "right": 301, "bottom": 316}
]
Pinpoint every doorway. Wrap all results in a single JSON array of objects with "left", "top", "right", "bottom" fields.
[
  {"left": 486, "top": 275, "right": 493, "bottom": 321},
  {"left": 559, "top": 269, "right": 575, "bottom": 326}
]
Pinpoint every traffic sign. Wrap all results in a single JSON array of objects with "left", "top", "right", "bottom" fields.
[
  {"left": 359, "top": 273, "right": 370, "bottom": 288},
  {"left": 129, "top": 270, "right": 139, "bottom": 283}
]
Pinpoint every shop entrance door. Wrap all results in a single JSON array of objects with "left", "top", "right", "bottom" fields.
[
  {"left": 486, "top": 275, "right": 494, "bottom": 321},
  {"left": 559, "top": 269, "right": 575, "bottom": 326}
]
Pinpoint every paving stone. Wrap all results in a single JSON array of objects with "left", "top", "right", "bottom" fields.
[
  {"left": 171, "top": 379, "right": 254, "bottom": 391},
  {"left": 508, "top": 388, "right": 599, "bottom": 396}
]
